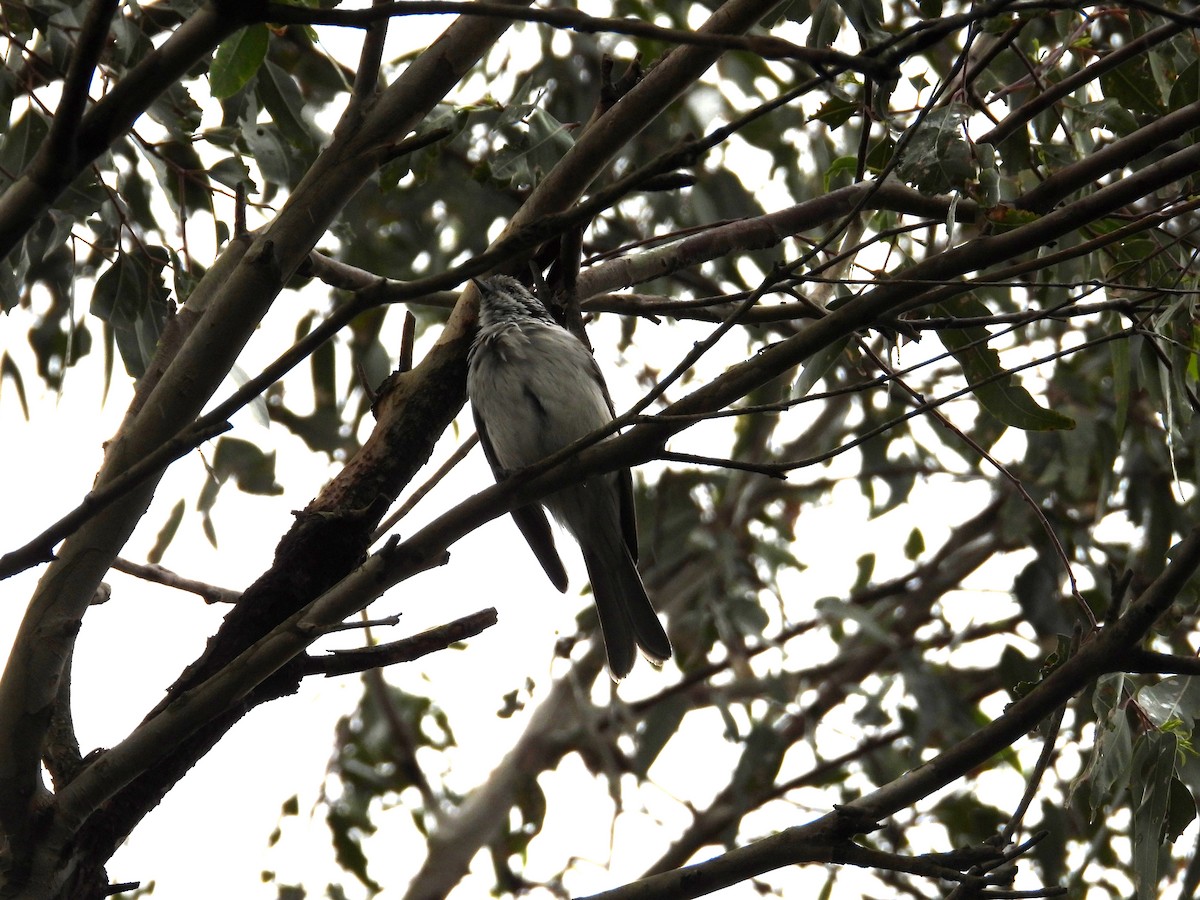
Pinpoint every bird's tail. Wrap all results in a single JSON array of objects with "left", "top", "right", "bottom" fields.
[{"left": 583, "top": 538, "right": 672, "bottom": 679}]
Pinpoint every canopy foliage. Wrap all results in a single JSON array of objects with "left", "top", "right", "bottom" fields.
[{"left": 4, "top": 0, "right": 1200, "bottom": 898}]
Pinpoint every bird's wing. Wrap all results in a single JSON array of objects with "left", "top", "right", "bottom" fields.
[
  {"left": 474, "top": 406, "right": 569, "bottom": 593},
  {"left": 583, "top": 352, "right": 641, "bottom": 563},
  {"left": 616, "top": 465, "right": 639, "bottom": 563}
]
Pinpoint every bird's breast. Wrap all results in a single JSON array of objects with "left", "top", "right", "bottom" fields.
[{"left": 469, "top": 325, "right": 613, "bottom": 470}]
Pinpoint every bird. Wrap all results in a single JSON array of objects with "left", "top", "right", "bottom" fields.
[{"left": 466, "top": 274, "right": 672, "bottom": 678}]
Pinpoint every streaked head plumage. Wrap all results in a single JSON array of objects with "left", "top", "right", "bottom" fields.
[{"left": 472, "top": 276, "right": 556, "bottom": 328}]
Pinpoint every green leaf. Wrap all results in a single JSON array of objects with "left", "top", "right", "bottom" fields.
[
  {"left": 812, "top": 96, "right": 857, "bottom": 130},
  {"left": 89, "top": 247, "right": 173, "bottom": 378},
  {"left": 1166, "top": 777, "right": 1196, "bottom": 844},
  {"left": 0, "top": 351, "right": 29, "bottom": 417},
  {"left": 897, "top": 104, "right": 975, "bottom": 194},
  {"left": 807, "top": 0, "right": 843, "bottom": 48},
  {"left": 211, "top": 437, "right": 284, "bottom": 497},
  {"left": 0, "top": 108, "right": 49, "bottom": 193},
  {"left": 817, "top": 594, "right": 895, "bottom": 647},
  {"left": 210, "top": 24, "right": 269, "bottom": 100},
  {"left": 833, "top": 0, "right": 884, "bottom": 39},
  {"left": 256, "top": 59, "right": 317, "bottom": 150},
  {"left": 148, "top": 499, "right": 185, "bottom": 565},
  {"left": 0, "top": 260, "right": 17, "bottom": 313},
  {"left": 146, "top": 80, "right": 204, "bottom": 140},
  {"left": 491, "top": 105, "right": 574, "bottom": 190},
  {"left": 1111, "top": 332, "right": 1131, "bottom": 438},
  {"left": 208, "top": 155, "right": 255, "bottom": 192},
  {"left": 633, "top": 695, "right": 688, "bottom": 776},
  {"left": 243, "top": 121, "right": 298, "bottom": 188},
  {"left": 935, "top": 296, "right": 1076, "bottom": 431},
  {"left": 1132, "top": 731, "right": 1176, "bottom": 899},
  {"left": 1137, "top": 676, "right": 1200, "bottom": 730},
  {"left": 794, "top": 336, "right": 848, "bottom": 396},
  {"left": 326, "top": 805, "right": 381, "bottom": 893},
  {"left": 1101, "top": 51, "right": 1164, "bottom": 119},
  {"left": 1168, "top": 60, "right": 1200, "bottom": 113},
  {"left": 823, "top": 155, "right": 860, "bottom": 192},
  {"left": 20, "top": 210, "right": 73, "bottom": 285},
  {"left": 143, "top": 138, "right": 213, "bottom": 217},
  {"left": 780, "top": 0, "right": 814, "bottom": 25},
  {"left": 852, "top": 552, "right": 875, "bottom": 593},
  {"left": 1074, "top": 673, "right": 1134, "bottom": 818},
  {"left": 1104, "top": 237, "right": 1158, "bottom": 284},
  {"left": 904, "top": 527, "right": 924, "bottom": 560},
  {"left": 196, "top": 437, "right": 284, "bottom": 544}
]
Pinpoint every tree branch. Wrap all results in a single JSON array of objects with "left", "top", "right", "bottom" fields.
[
  {"left": 335, "top": 137, "right": 1200, "bottom": 660},
  {"left": 1017, "top": 98, "right": 1200, "bottom": 215},
  {"left": 978, "top": 16, "right": 1187, "bottom": 147},
  {"left": 44, "top": 0, "right": 121, "bottom": 170},
  {"left": 581, "top": 530, "right": 1200, "bottom": 899},
  {"left": 0, "top": 4, "right": 245, "bottom": 260},
  {"left": 261, "top": 0, "right": 897, "bottom": 79},
  {"left": 576, "top": 178, "right": 977, "bottom": 298},
  {"left": 300, "top": 609, "right": 498, "bottom": 677},
  {"left": 0, "top": 3, "right": 544, "bottom": 891},
  {"left": 110, "top": 558, "right": 242, "bottom": 605}
]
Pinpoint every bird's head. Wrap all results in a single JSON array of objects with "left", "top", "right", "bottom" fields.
[{"left": 472, "top": 276, "right": 556, "bottom": 329}]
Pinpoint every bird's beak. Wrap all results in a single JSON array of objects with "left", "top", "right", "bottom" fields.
[{"left": 470, "top": 277, "right": 487, "bottom": 293}]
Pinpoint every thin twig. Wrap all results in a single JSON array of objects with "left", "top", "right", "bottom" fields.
[
  {"left": 372, "top": 433, "right": 480, "bottom": 544},
  {"left": 320, "top": 615, "right": 401, "bottom": 634},
  {"left": 111, "top": 558, "right": 242, "bottom": 604},
  {"left": 0, "top": 419, "right": 233, "bottom": 579},
  {"left": 301, "top": 608, "right": 498, "bottom": 677},
  {"left": 854, "top": 341, "right": 1091, "bottom": 627},
  {"left": 777, "top": 329, "right": 1133, "bottom": 471},
  {"left": 1001, "top": 707, "right": 1067, "bottom": 845},
  {"left": 349, "top": 0, "right": 390, "bottom": 105},
  {"left": 658, "top": 450, "right": 788, "bottom": 478}
]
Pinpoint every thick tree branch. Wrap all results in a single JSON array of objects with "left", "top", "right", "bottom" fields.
[
  {"left": 1017, "top": 97, "right": 1200, "bottom": 215},
  {"left": 577, "top": 178, "right": 978, "bottom": 298}
]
